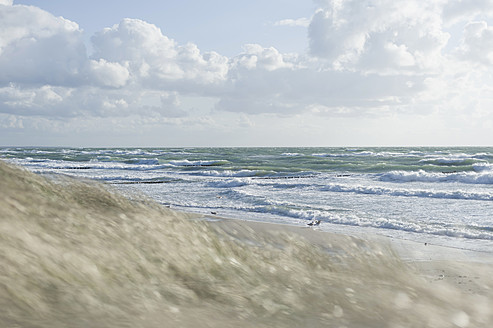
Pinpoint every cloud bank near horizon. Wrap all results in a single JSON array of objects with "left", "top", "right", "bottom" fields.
[{"left": 1, "top": 0, "right": 493, "bottom": 145}]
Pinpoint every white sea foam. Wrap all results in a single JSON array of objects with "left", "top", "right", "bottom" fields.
[
  {"left": 99, "top": 148, "right": 158, "bottom": 156},
  {"left": 312, "top": 151, "right": 420, "bottom": 158},
  {"left": 263, "top": 207, "right": 493, "bottom": 240},
  {"left": 473, "top": 162, "right": 493, "bottom": 172},
  {"left": 199, "top": 169, "right": 273, "bottom": 178},
  {"left": 319, "top": 183, "right": 493, "bottom": 201},
  {"left": 169, "top": 159, "right": 229, "bottom": 166},
  {"left": 9, "top": 157, "right": 174, "bottom": 172},
  {"left": 380, "top": 170, "right": 493, "bottom": 184},
  {"left": 126, "top": 158, "right": 160, "bottom": 165},
  {"left": 419, "top": 156, "right": 480, "bottom": 166},
  {"left": 207, "top": 179, "right": 249, "bottom": 188},
  {"left": 281, "top": 152, "right": 302, "bottom": 156}
]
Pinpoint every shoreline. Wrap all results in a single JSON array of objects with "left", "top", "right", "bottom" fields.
[
  {"left": 196, "top": 212, "right": 493, "bottom": 260},
  {"left": 197, "top": 214, "right": 493, "bottom": 297}
]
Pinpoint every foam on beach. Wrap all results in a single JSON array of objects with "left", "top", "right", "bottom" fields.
[{"left": 0, "top": 160, "right": 492, "bottom": 327}]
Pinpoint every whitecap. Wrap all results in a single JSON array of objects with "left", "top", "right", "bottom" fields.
[
  {"left": 207, "top": 179, "right": 249, "bottom": 188},
  {"left": 379, "top": 170, "right": 493, "bottom": 185}
]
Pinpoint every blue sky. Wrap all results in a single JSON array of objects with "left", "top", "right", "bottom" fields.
[
  {"left": 14, "top": 0, "right": 315, "bottom": 56},
  {"left": 1, "top": 0, "right": 493, "bottom": 146}
]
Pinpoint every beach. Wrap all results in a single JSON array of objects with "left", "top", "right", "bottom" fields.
[
  {"left": 209, "top": 216, "right": 493, "bottom": 297},
  {"left": 1, "top": 159, "right": 493, "bottom": 327}
]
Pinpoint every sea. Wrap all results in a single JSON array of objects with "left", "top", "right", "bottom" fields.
[{"left": 2, "top": 146, "right": 493, "bottom": 253}]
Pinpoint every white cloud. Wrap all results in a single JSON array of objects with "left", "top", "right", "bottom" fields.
[
  {"left": 274, "top": 18, "right": 311, "bottom": 27},
  {"left": 0, "top": 114, "right": 23, "bottom": 129},
  {"left": 308, "top": 0, "right": 449, "bottom": 71},
  {"left": 0, "top": 4, "right": 86, "bottom": 86},
  {"left": 231, "top": 44, "right": 295, "bottom": 71},
  {"left": 0, "top": 0, "right": 12, "bottom": 6},
  {"left": 140, "top": 92, "right": 188, "bottom": 118},
  {"left": 219, "top": 52, "right": 426, "bottom": 116},
  {"left": 0, "top": 7, "right": 228, "bottom": 118},
  {"left": 443, "top": 0, "right": 493, "bottom": 25},
  {"left": 0, "top": 3, "right": 451, "bottom": 122},
  {"left": 88, "top": 59, "right": 130, "bottom": 88},
  {"left": 91, "top": 18, "right": 229, "bottom": 88},
  {"left": 0, "top": 1, "right": 449, "bottom": 122},
  {"left": 455, "top": 21, "right": 493, "bottom": 65}
]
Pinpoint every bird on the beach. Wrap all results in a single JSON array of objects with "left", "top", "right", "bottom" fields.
[{"left": 307, "top": 219, "right": 321, "bottom": 226}]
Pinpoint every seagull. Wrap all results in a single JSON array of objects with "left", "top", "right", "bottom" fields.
[{"left": 307, "top": 219, "right": 321, "bottom": 226}]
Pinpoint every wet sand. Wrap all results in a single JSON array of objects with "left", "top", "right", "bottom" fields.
[{"left": 205, "top": 216, "right": 493, "bottom": 298}]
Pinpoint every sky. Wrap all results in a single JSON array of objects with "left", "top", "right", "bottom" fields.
[{"left": 1, "top": 0, "right": 493, "bottom": 147}]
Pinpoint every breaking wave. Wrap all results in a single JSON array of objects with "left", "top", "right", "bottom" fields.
[
  {"left": 380, "top": 170, "right": 493, "bottom": 184},
  {"left": 320, "top": 183, "right": 493, "bottom": 201},
  {"left": 169, "top": 159, "right": 230, "bottom": 167}
]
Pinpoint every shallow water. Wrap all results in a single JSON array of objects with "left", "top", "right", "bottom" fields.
[{"left": 1, "top": 160, "right": 492, "bottom": 327}]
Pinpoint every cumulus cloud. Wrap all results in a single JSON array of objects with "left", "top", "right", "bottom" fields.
[
  {"left": 219, "top": 46, "right": 425, "bottom": 116},
  {"left": 0, "top": 81, "right": 192, "bottom": 118},
  {"left": 91, "top": 18, "right": 229, "bottom": 88},
  {"left": 455, "top": 21, "right": 493, "bottom": 65},
  {"left": 443, "top": 0, "right": 493, "bottom": 25},
  {"left": 0, "top": 5, "right": 229, "bottom": 118},
  {"left": 143, "top": 92, "right": 188, "bottom": 118},
  {"left": 0, "top": 4, "right": 86, "bottom": 86},
  {"left": 88, "top": 59, "right": 130, "bottom": 88},
  {"left": 1, "top": 0, "right": 493, "bottom": 138},
  {"left": 217, "top": 0, "right": 493, "bottom": 118},
  {"left": 308, "top": 0, "right": 449, "bottom": 71},
  {"left": 230, "top": 44, "right": 296, "bottom": 71}
]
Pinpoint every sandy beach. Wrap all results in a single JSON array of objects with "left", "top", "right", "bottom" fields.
[{"left": 205, "top": 215, "right": 493, "bottom": 298}]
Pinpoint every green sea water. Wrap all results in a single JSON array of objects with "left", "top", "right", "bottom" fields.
[{"left": 2, "top": 147, "right": 493, "bottom": 252}]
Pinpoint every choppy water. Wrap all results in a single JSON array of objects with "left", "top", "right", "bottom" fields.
[
  {"left": 2, "top": 146, "right": 493, "bottom": 252},
  {"left": 1, "top": 159, "right": 492, "bottom": 328}
]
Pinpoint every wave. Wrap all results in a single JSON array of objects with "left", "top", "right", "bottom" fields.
[
  {"left": 281, "top": 152, "right": 302, "bottom": 156},
  {"left": 311, "top": 151, "right": 422, "bottom": 159},
  {"left": 258, "top": 205, "right": 493, "bottom": 240},
  {"left": 312, "top": 151, "right": 376, "bottom": 158},
  {"left": 419, "top": 157, "right": 481, "bottom": 166},
  {"left": 169, "top": 159, "right": 229, "bottom": 167},
  {"left": 310, "top": 150, "right": 493, "bottom": 163},
  {"left": 203, "top": 174, "right": 493, "bottom": 201},
  {"left": 96, "top": 148, "right": 164, "bottom": 157},
  {"left": 199, "top": 169, "right": 275, "bottom": 178},
  {"left": 380, "top": 170, "right": 493, "bottom": 184},
  {"left": 7, "top": 158, "right": 175, "bottom": 172},
  {"left": 319, "top": 183, "right": 493, "bottom": 201},
  {"left": 124, "top": 158, "right": 161, "bottom": 165},
  {"left": 473, "top": 163, "right": 493, "bottom": 172},
  {"left": 207, "top": 178, "right": 249, "bottom": 188},
  {"left": 7, "top": 154, "right": 233, "bottom": 172}
]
